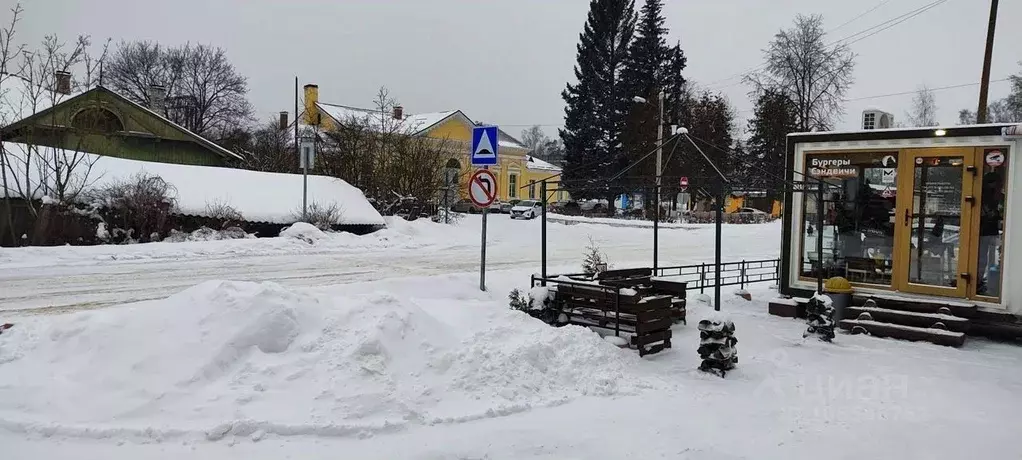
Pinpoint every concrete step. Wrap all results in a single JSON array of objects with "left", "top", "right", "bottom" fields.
[
  {"left": 839, "top": 319, "right": 966, "bottom": 347},
  {"left": 845, "top": 305, "right": 970, "bottom": 333},
  {"left": 854, "top": 294, "right": 977, "bottom": 318}
]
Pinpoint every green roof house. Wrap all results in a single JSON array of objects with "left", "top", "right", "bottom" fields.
[{"left": 1, "top": 81, "right": 241, "bottom": 166}]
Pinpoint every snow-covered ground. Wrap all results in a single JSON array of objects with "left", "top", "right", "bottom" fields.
[
  {"left": 0, "top": 215, "right": 775, "bottom": 314},
  {"left": 2, "top": 216, "right": 1020, "bottom": 459}
]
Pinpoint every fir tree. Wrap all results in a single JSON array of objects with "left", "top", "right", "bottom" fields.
[
  {"left": 746, "top": 89, "right": 797, "bottom": 199},
  {"left": 679, "top": 91, "right": 734, "bottom": 193},
  {"left": 560, "top": 0, "right": 636, "bottom": 201},
  {"left": 663, "top": 43, "right": 689, "bottom": 129},
  {"left": 620, "top": 0, "right": 671, "bottom": 183}
]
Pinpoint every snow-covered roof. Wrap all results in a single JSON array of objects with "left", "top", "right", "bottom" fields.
[
  {"left": 789, "top": 123, "right": 1015, "bottom": 138},
  {"left": 1, "top": 143, "right": 385, "bottom": 226},
  {"left": 313, "top": 100, "right": 528, "bottom": 150},
  {"left": 316, "top": 102, "right": 458, "bottom": 135},
  {"left": 1, "top": 79, "right": 242, "bottom": 161},
  {"left": 526, "top": 155, "right": 561, "bottom": 172}
]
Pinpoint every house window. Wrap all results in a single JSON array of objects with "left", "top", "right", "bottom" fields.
[
  {"left": 529, "top": 180, "right": 536, "bottom": 199},
  {"left": 509, "top": 174, "right": 518, "bottom": 198},
  {"left": 71, "top": 107, "right": 123, "bottom": 134}
]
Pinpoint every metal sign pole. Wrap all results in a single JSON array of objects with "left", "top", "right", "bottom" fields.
[
  {"left": 302, "top": 158, "right": 308, "bottom": 221},
  {"left": 541, "top": 180, "right": 548, "bottom": 285},
  {"left": 715, "top": 186, "right": 724, "bottom": 311},
  {"left": 480, "top": 166, "right": 488, "bottom": 292}
]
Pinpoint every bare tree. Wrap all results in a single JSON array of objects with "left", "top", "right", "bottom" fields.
[
  {"left": 1, "top": 33, "right": 106, "bottom": 218},
  {"left": 905, "top": 85, "right": 938, "bottom": 127},
  {"left": 748, "top": 14, "right": 856, "bottom": 132},
  {"left": 520, "top": 125, "right": 548, "bottom": 153},
  {"left": 957, "top": 63, "right": 1022, "bottom": 125},
  {"left": 242, "top": 116, "right": 295, "bottom": 173},
  {"left": 0, "top": 2, "right": 26, "bottom": 243},
  {"left": 104, "top": 41, "right": 184, "bottom": 105},
  {"left": 318, "top": 86, "right": 454, "bottom": 208},
  {"left": 105, "top": 41, "right": 251, "bottom": 137}
]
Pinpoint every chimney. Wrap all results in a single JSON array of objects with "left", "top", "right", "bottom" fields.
[
  {"left": 303, "top": 84, "right": 319, "bottom": 126},
  {"left": 148, "top": 84, "right": 166, "bottom": 113},
  {"left": 279, "top": 111, "right": 289, "bottom": 130},
  {"left": 54, "top": 71, "right": 72, "bottom": 95},
  {"left": 393, "top": 105, "right": 404, "bottom": 120}
]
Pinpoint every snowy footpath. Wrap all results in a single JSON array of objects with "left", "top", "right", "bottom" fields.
[{"left": 1, "top": 217, "right": 1020, "bottom": 459}]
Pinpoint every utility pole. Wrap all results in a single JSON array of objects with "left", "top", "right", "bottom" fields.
[{"left": 976, "top": 0, "right": 999, "bottom": 124}]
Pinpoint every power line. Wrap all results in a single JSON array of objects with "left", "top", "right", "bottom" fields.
[
  {"left": 704, "top": 0, "right": 949, "bottom": 89},
  {"left": 845, "top": 78, "right": 1009, "bottom": 102},
  {"left": 829, "top": 0, "right": 893, "bottom": 33},
  {"left": 501, "top": 77, "right": 1009, "bottom": 130}
]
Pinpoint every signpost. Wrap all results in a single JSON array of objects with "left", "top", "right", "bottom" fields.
[
  {"left": 300, "top": 137, "right": 315, "bottom": 221},
  {"left": 471, "top": 125, "right": 500, "bottom": 291},
  {"left": 471, "top": 125, "right": 499, "bottom": 166}
]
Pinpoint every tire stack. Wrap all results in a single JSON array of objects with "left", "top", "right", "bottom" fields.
[
  {"left": 697, "top": 317, "right": 738, "bottom": 377},
  {"left": 804, "top": 293, "right": 836, "bottom": 342}
]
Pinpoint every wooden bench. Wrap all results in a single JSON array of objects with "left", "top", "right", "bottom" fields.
[
  {"left": 651, "top": 279, "right": 688, "bottom": 324},
  {"left": 597, "top": 268, "right": 653, "bottom": 281},
  {"left": 553, "top": 283, "right": 673, "bottom": 357}
]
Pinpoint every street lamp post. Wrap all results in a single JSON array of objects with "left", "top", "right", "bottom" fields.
[{"left": 633, "top": 91, "right": 666, "bottom": 271}]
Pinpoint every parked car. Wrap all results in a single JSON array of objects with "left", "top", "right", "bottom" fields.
[
  {"left": 451, "top": 199, "right": 479, "bottom": 214},
  {"left": 511, "top": 200, "right": 544, "bottom": 219},
  {"left": 501, "top": 199, "right": 520, "bottom": 214},
  {"left": 735, "top": 207, "right": 768, "bottom": 215},
  {"left": 552, "top": 201, "right": 582, "bottom": 216},
  {"left": 489, "top": 200, "right": 503, "bottom": 213}
]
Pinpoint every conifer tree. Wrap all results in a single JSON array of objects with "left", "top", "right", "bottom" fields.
[
  {"left": 745, "top": 89, "right": 797, "bottom": 199},
  {"left": 560, "top": 0, "right": 636, "bottom": 201}
]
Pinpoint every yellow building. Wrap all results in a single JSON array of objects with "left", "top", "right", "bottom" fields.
[{"left": 300, "top": 83, "right": 566, "bottom": 204}]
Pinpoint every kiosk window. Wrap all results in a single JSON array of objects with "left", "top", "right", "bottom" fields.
[{"left": 801, "top": 152, "right": 899, "bottom": 286}]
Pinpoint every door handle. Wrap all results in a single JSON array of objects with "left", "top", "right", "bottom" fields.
[
  {"left": 904, "top": 208, "right": 911, "bottom": 225},
  {"left": 965, "top": 195, "right": 975, "bottom": 204}
]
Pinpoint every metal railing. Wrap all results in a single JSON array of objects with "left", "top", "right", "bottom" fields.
[
  {"left": 532, "top": 258, "right": 781, "bottom": 294},
  {"left": 654, "top": 258, "right": 780, "bottom": 293}
]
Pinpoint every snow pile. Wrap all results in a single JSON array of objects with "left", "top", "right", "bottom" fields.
[
  {"left": 0, "top": 280, "right": 658, "bottom": 440},
  {"left": 279, "top": 222, "right": 327, "bottom": 244},
  {"left": 164, "top": 226, "right": 251, "bottom": 242}
]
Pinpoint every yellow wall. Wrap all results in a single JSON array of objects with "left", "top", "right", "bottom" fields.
[
  {"left": 425, "top": 117, "right": 535, "bottom": 202},
  {"left": 725, "top": 195, "right": 745, "bottom": 213},
  {"left": 301, "top": 89, "right": 565, "bottom": 203}
]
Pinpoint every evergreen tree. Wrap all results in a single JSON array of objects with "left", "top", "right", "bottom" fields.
[
  {"left": 619, "top": 0, "right": 676, "bottom": 184},
  {"left": 560, "top": 0, "right": 636, "bottom": 200},
  {"left": 663, "top": 43, "right": 689, "bottom": 129},
  {"left": 679, "top": 91, "right": 734, "bottom": 194},
  {"left": 745, "top": 89, "right": 797, "bottom": 199}
]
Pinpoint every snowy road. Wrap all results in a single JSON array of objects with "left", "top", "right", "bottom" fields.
[{"left": 0, "top": 216, "right": 780, "bottom": 314}]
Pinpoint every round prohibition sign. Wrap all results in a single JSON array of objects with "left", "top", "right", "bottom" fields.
[{"left": 469, "top": 169, "right": 498, "bottom": 208}]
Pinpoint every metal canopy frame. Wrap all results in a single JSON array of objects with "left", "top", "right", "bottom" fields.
[{"left": 531, "top": 132, "right": 842, "bottom": 310}]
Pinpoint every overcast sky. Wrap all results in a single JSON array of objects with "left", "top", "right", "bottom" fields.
[{"left": 11, "top": 0, "right": 1021, "bottom": 138}]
